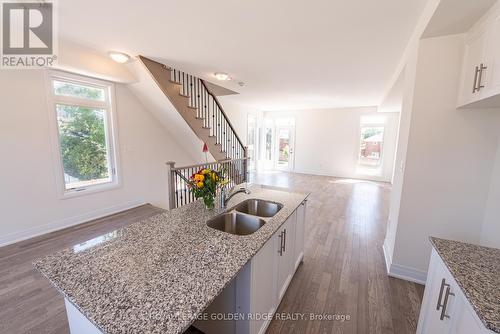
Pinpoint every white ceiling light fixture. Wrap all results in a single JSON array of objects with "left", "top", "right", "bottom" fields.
[
  {"left": 214, "top": 72, "right": 231, "bottom": 81},
  {"left": 108, "top": 51, "right": 130, "bottom": 63}
]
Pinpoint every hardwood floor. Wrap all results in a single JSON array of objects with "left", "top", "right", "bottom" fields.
[
  {"left": 0, "top": 172, "right": 424, "bottom": 334},
  {"left": 252, "top": 171, "right": 424, "bottom": 334},
  {"left": 0, "top": 204, "right": 164, "bottom": 334}
]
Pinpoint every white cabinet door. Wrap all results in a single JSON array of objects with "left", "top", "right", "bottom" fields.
[
  {"left": 194, "top": 205, "right": 305, "bottom": 334},
  {"left": 416, "top": 249, "right": 458, "bottom": 334},
  {"left": 293, "top": 200, "right": 306, "bottom": 270},
  {"left": 483, "top": 14, "right": 500, "bottom": 99},
  {"left": 458, "top": 28, "right": 488, "bottom": 107},
  {"left": 249, "top": 234, "right": 278, "bottom": 334},
  {"left": 276, "top": 212, "right": 296, "bottom": 303},
  {"left": 450, "top": 293, "right": 490, "bottom": 334}
]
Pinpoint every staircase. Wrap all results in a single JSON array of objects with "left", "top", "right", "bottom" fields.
[{"left": 139, "top": 56, "right": 246, "bottom": 162}]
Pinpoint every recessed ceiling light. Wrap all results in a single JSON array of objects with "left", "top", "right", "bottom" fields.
[
  {"left": 214, "top": 72, "right": 231, "bottom": 81},
  {"left": 108, "top": 52, "right": 130, "bottom": 64}
]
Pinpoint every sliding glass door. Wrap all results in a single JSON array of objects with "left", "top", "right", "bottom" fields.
[
  {"left": 247, "top": 115, "right": 296, "bottom": 172},
  {"left": 274, "top": 119, "right": 295, "bottom": 171}
]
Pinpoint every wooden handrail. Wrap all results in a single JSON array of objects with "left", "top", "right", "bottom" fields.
[{"left": 169, "top": 157, "right": 249, "bottom": 171}]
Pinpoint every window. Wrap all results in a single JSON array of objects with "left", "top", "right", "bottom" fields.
[
  {"left": 47, "top": 71, "right": 119, "bottom": 197},
  {"left": 358, "top": 116, "right": 385, "bottom": 169}
]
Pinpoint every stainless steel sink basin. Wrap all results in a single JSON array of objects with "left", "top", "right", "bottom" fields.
[
  {"left": 234, "top": 199, "right": 283, "bottom": 217},
  {"left": 207, "top": 212, "right": 265, "bottom": 236}
]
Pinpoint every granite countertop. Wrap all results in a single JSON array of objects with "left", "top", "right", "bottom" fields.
[
  {"left": 430, "top": 237, "right": 500, "bottom": 333},
  {"left": 34, "top": 185, "right": 308, "bottom": 334}
]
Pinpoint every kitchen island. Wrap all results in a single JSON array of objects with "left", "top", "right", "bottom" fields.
[{"left": 34, "top": 185, "right": 309, "bottom": 334}]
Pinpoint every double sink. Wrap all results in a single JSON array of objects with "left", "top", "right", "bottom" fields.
[{"left": 207, "top": 199, "right": 283, "bottom": 236}]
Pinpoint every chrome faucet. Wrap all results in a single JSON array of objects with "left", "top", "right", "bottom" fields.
[{"left": 220, "top": 184, "right": 251, "bottom": 210}]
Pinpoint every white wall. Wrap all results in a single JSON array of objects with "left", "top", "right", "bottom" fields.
[
  {"left": 126, "top": 60, "right": 209, "bottom": 164},
  {"left": 58, "top": 39, "right": 136, "bottom": 83},
  {"left": 0, "top": 69, "right": 194, "bottom": 246},
  {"left": 389, "top": 35, "right": 500, "bottom": 277},
  {"left": 379, "top": 69, "right": 405, "bottom": 113},
  {"left": 384, "top": 0, "right": 447, "bottom": 283},
  {"left": 218, "top": 95, "right": 263, "bottom": 146},
  {"left": 481, "top": 140, "right": 500, "bottom": 248},
  {"left": 264, "top": 107, "right": 399, "bottom": 182}
]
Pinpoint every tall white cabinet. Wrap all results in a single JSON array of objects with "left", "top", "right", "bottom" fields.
[{"left": 195, "top": 199, "right": 307, "bottom": 334}]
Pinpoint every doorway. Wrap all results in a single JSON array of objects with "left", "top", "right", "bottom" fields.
[
  {"left": 260, "top": 117, "right": 295, "bottom": 171},
  {"left": 247, "top": 115, "right": 296, "bottom": 172},
  {"left": 274, "top": 118, "right": 295, "bottom": 171}
]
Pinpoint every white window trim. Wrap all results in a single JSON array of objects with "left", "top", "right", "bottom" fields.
[
  {"left": 356, "top": 118, "right": 386, "bottom": 174},
  {"left": 45, "top": 70, "right": 121, "bottom": 199}
]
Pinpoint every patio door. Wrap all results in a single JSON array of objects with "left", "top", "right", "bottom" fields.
[{"left": 274, "top": 118, "right": 295, "bottom": 171}]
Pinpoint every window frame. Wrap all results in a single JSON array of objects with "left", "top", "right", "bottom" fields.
[
  {"left": 45, "top": 70, "right": 121, "bottom": 199},
  {"left": 357, "top": 116, "right": 386, "bottom": 174}
]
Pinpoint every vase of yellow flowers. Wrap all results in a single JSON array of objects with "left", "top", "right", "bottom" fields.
[{"left": 190, "top": 168, "right": 228, "bottom": 209}]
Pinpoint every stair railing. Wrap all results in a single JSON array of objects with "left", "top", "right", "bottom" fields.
[
  {"left": 166, "top": 158, "right": 249, "bottom": 209},
  {"left": 170, "top": 68, "right": 245, "bottom": 160}
]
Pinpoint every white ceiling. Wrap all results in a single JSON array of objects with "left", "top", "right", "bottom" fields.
[{"left": 58, "top": 0, "right": 428, "bottom": 111}]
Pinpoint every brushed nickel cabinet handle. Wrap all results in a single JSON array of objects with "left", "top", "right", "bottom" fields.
[
  {"left": 473, "top": 66, "right": 480, "bottom": 93},
  {"left": 282, "top": 229, "right": 287, "bottom": 252},
  {"left": 436, "top": 278, "right": 447, "bottom": 310},
  {"left": 478, "top": 63, "right": 487, "bottom": 91},
  {"left": 278, "top": 232, "right": 283, "bottom": 256},
  {"left": 440, "top": 286, "right": 455, "bottom": 320}
]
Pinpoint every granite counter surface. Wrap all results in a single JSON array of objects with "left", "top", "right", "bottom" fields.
[
  {"left": 430, "top": 237, "right": 500, "bottom": 333},
  {"left": 34, "top": 186, "right": 308, "bottom": 334}
]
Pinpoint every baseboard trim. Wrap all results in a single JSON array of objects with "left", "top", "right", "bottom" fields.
[
  {"left": 0, "top": 200, "right": 146, "bottom": 248},
  {"left": 382, "top": 238, "right": 393, "bottom": 273},
  {"left": 292, "top": 169, "right": 391, "bottom": 183},
  {"left": 382, "top": 239, "right": 427, "bottom": 285},
  {"left": 389, "top": 264, "right": 427, "bottom": 285}
]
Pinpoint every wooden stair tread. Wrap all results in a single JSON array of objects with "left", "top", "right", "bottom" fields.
[{"left": 138, "top": 56, "right": 244, "bottom": 162}]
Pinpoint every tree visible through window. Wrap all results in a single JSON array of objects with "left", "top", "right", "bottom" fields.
[
  {"left": 57, "top": 105, "right": 109, "bottom": 184},
  {"left": 49, "top": 74, "right": 117, "bottom": 193}
]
